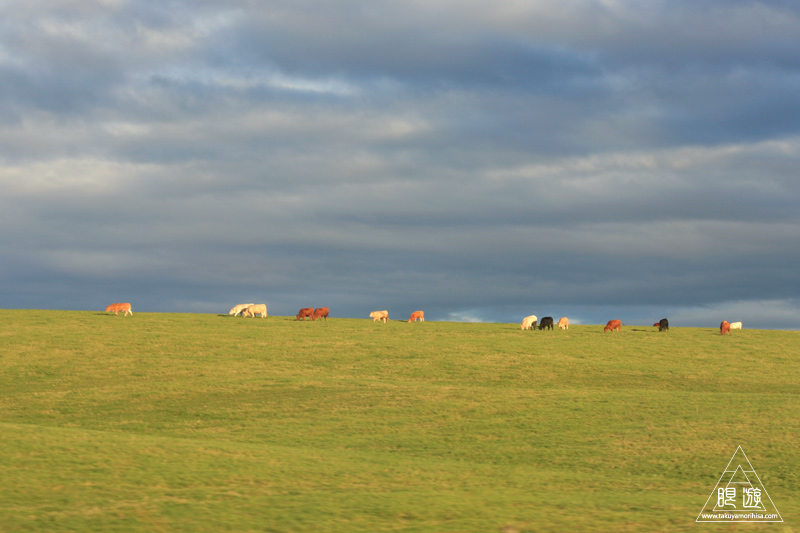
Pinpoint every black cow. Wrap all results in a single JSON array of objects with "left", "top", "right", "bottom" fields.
[
  {"left": 658, "top": 318, "right": 669, "bottom": 332},
  {"left": 538, "top": 316, "right": 554, "bottom": 330}
]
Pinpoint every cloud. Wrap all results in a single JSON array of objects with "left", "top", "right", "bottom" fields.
[{"left": 0, "top": 1, "right": 798, "bottom": 328}]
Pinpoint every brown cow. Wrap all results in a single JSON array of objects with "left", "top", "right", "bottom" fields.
[
  {"left": 106, "top": 303, "right": 132, "bottom": 316},
  {"left": 720, "top": 321, "right": 731, "bottom": 335},
  {"left": 408, "top": 310, "right": 425, "bottom": 323},
  {"left": 604, "top": 319, "right": 622, "bottom": 333},
  {"left": 296, "top": 308, "right": 314, "bottom": 321},
  {"left": 312, "top": 307, "right": 329, "bottom": 321}
]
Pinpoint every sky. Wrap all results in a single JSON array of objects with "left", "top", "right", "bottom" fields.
[{"left": 2, "top": 0, "right": 799, "bottom": 329}]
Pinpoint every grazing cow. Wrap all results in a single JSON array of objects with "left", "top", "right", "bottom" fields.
[
  {"left": 312, "top": 307, "right": 329, "bottom": 321},
  {"left": 604, "top": 319, "right": 623, "bottom": 333},
  {"left": 538, "top": 316, "right": 554, "bottom": 330},
  {"left": 296, "top": 308, "right": 314, "bottom": 321},
  {"left": 720, "top": 321, "right": 731, "bottom": 335},
  {"left": 242, "top": 304, "right": 267, "bottom": 318},
  {"left": 652, "top": 322, "right": 660, "bottom": 328},
  {"left": 558, "top": 317, "right": 569, "bottom": 330},
  {"left": 730, "top": 322, "right": 743, "bottom": 330},
  {"left": 521, "top": 315, "right": 538, "bottom": 330},
  {"left": 408, "top": 310, "right": 425, "bottom": 323},
  {"left": 370, "top": 310, "right": 389, "bottom": 323},
  {"left": 658, "top": 318, "right": 669, "bottom": 332},
  {"left": 229, "top": 303, "right": 254, "bottom": 316},
  {"left": 106, "top": 303, "right": 132, "bottom": 316}
]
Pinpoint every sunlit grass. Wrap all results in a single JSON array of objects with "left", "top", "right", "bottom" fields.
[{"left": 1, "top": 310, "right": 797, "bottom": 531}]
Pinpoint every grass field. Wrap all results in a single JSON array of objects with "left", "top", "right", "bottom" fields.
[{"left": 1, "top": 309, "right": 797, "bottom": 532}]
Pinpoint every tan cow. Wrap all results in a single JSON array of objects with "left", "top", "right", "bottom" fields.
[
  {"left": 558, "top": 317, "right": 569, "bottom": 330},
  {"left": 242, "top": 304, "right": 267, "bottom": 318},
  {"left": 229, "top": 303, "right": 254, "bottom": 316},
  {"left": 370, "top": 310, "right": 389, "bottom": 323},
  {"left": 520, "top": 315, "right": 537, "bottom": 330},
  {"left": 106, "top": 303, "right": 132, "bottom": 316},
  {"left": 730, "top": 321, "right": 743, "bottom": 330},
  {"left": 604, "top": 319, "right": 622, "bottom": 333},
  {"left": 408, "top": 310, "right": 425, "bottom": 323},
  {"left": 720, "top": 321, "right": 731, "bottom": 335}
]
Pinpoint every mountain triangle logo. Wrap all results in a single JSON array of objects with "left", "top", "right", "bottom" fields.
[{"left": 696, "top": 445, "right": 783, "bottom": 523}]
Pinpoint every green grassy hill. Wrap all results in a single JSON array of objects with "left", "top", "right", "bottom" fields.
[{"left": 1, "top": 310, "right": 797, "bottom": 531}]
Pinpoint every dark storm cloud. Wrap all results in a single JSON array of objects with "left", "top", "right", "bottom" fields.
[{"left": 1, "top": 0, "right": 799, "bottom": 329}]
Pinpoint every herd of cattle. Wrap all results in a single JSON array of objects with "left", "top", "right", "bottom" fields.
[
  {"left": 106, "top": 302, "right": 742, "bottom": 333},
  {"left": 520, "top": 316, "right": 569, "bottom": 330},
  {"left": 226, "top": 305, "right": 424, "bottom": 323}
]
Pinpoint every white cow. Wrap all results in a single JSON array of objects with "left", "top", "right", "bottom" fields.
[
  {"left": 370, "top": 310, "right": 389, "bottom": 323},
  {"left": 230, "top": 303, "right": 255, "bottom": 316},
  {"left": 242, "top": 304, "right": 268, "bottom": 318},
  {"left": 521, "top": 315, "right": 538, "bottom": 330},
  {"left": 730, "top": 322, "right": 743, "bottom": 330}
]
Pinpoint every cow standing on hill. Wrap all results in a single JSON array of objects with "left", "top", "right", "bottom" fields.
[
  {"left": 370, "top": 310, "right": 389, "bottom": 323},
  {"left": 538, "top": 317, "right": 554, "bottom": 330},
  {"left": 558, "top": 317, "right": 569, "bottom": 330},
  {"left": 408, "top": 311, "right": 425, "bottom": 323},
  {"left": 658, "top": 318, "right": 669, "bottom": 332},
  {"left": 229, "top": 303, "right": 254, "bottom": 316},
  {"left": 520, "top": 315, "right": 538, "bottom": 330},
  {"left": 296, "top": 308, "right": 314, "bottom": 321},
  {"left": 720, "top": 321, "right": 731, "bottom": 335},
  {"left": 604, "top": 319, "right": 623, "bottom": 332},
  {"left": 312, "top": 307, "right": 329, "bottom": 321},
  {"left": 242, "top": 304, "right": 268, "bottom": 318},
  {"left": 106, "top": 303, "right": 132, "bottom": 316}
]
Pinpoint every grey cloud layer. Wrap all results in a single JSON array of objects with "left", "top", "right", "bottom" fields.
[{"left": 1, "top": 1, "right": 799, "bottom": 328}]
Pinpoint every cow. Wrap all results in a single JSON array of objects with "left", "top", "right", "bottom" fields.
[
  {"left": 370, "top": 310, "right": 389, "bottom": 323},
  {"left": 604, "top": 319, "right": 623, "bottom": 333},
  {"left": 538, "top": 316, "right": 554, "bottom": 330},
  {"left": 520, "top": 315, "right": 538, "bottom": 330},
  {"left": 658, "top": 318, "right": 669, "bottom": 332},
  {"left": 242, "top": 304, "right": 267, "bottom": 318},
  {"left": 652, "top": 322, "right": 660, "bottom": 328},
  {"left": 229, "top": 303, "right": 255, "bottom": 316},
  {"left": 312, "top": 307, "right": 329, "bottom": 321},
  {"left": 408, "top": 311, "right": 425, "bottom": 323},
  {"left": 105, "top": 303, "right": 132, "bottom": 316},
  {"left": 720, "top": 321, "right": 731, "bottom": 335},
  {"left": 296, "top": 308, "right": 314, "bottom": 321},
  {"left": 730, "top": 322, "right": 743, "bottom": 330},
  {"left": 558, "top": 317, "right": 569, "bottom": 330}
]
